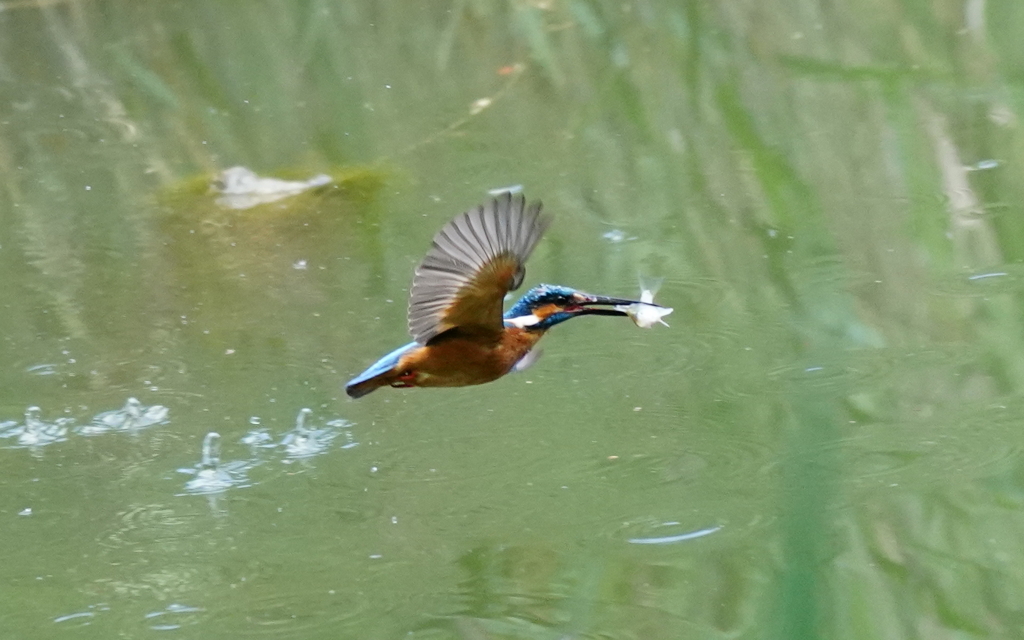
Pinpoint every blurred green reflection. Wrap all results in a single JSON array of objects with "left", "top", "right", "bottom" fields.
[{"left": 3, "top": 1, "right": 1024, "bottom": 639}]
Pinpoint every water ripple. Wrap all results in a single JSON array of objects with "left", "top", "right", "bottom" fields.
[
  {"left": 278, "top": 408, "right": 355, "bottom": 460},
  {"left": 53, "top": 603, "right": 110, "bottom": 626},
  {"left": 145, "top": 603, "right": 205, "bottom": 631},
  {"left": 26, "top": 363, "right": 60, "bottom": 376},
  {"left": 0, "top": 406, "right": 73, "bottom": 449},
  {"left": 623, "top": 521, "right": 723, "bottom": 545},
  {"left": 98, "top": 503, "right": 207, "bottom": 550},
  {"left": 767, "top": 348, "right": 897, "bottom": 391},
  {"left": 177, "top": 432, "right": 254, "bottom": 495},
  {"left": 76, "top": 397, "right": 169, "bottom": 436},
  {"left": 932, "top": 264, "right": 1024, "bottom": 297},
  {"left": 844, "top": 401, "right": 1024, "bottom": 487},
  {"left": 214, "top": 587, "right": 369, "bottom": 637},
  {"left": 591, "top": 429, "right": 776, "bottom": 489},
  {"left": 363, "top": 428, "right": 554, "bottom": 487}
]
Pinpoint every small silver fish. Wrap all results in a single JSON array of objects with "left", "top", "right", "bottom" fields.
[{"left": 617, "top": 277, "right": 673, "bottom": 328}]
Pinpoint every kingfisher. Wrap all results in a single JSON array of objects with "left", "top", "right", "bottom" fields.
[{"left": 345, "top": 192, "right": 662, "bottom": 398}]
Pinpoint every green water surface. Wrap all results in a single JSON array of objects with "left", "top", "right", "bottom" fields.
[{"left": 2, "top": 1, "right": 1024, "bottom": 639}]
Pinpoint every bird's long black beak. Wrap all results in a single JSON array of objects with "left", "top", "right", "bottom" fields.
[{"left": 571, "top": 292, "right": 661, "bottom": 316}]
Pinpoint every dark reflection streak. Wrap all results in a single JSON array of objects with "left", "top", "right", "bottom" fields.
[
  {"left": 439, "top": 543, "right": 668, "bottom": 639},
  {"left": 712, "top": 62, "right": 853, "bottom": 640},
  {"left": 778, "top": 382, "right": 839, "bottom": 640}
]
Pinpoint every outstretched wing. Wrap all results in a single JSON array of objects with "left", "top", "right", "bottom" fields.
[{"left": 408, "top": 193, "right": 550, "bottom": 345}]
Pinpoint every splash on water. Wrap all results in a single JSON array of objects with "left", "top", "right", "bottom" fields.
[
  {"left": 177, "top": 432, "right": 251, "bottom": 495},
  {"left": 620, "top": 519, "right": 723, "bottom": 545},
  {"left": 241, "top": 428, "right": 275, "bottom": 449},
  {"left": 53, "top": 603, "right": 110, "bottom": 626},
  {"left": 144, "top": 603, "right": 204, "bottom": 631},
  {"left": 280, "top": 408, "right": 355, "bottom": 460},
  {"left": 25, "top": 363, "right": 59, "bottom": 376},
  {"left": 76, "top": 397, "right": 169, "bottom": 435},
  {"left": 602, "top": 229, "right": 637, "bottom": 243},
  {"left": 1, "top": 406, "right": 72, "bottom": 449},
  {"left": 211, "top": 166, "right": 332, "bottom": 210}
]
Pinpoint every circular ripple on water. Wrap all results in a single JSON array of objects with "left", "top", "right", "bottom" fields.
[
  {"left": 590, "top": 444, "right": 776, "bottom": 495},
  {"left": 664, "top": 276, "right": 729, "bottom": 310},
  {"left": 843, "top": 400, "right": 1024, "bottom": 489},
  {"left": 658, "top": 276, "right": 747, "bottom": 373},
  {"left": 766, "top": 347, "right": 900, "bottom": 392},
  {"left": 682, "top": 313, "right": 800, "bottom": 403},
  {"left": 365, "top": 395, "right": 776, "bottom": 496},
  {"left": 401, "top": 600, "right": 707, "bottom": 640},
  {"left": 145, "top": 603, "right": 206, "bottom": 631},
  {"left": 213, "top": 587, "right": 369, "bottom": 638},
  {"left": 930, "top": 264, "right": 1024, "bottom": 298},
  {"left": 797, "top": 253, "right": 879, "bottom": 291},
  {"left": 351, "top": 390, "right": 589, "bottom": 489},
  {"left": 364, "top": 427, "right": 555, "bottom": 489},
  {"left": 522, "top": 314, "right": 747, "bottom": 398},
  {"left": 98, "top": 502, "right": 210, "bottom": 550},
  {"left": 613, "top": 518, "right": 725, "bottom": 546},
  {"left": 725, "top": 344, "right": 971, "bottom": 405},
  {"left": 580, "top": 415, "right": 779, "bottom": 492},
  {"left": 621, "top": 318, "right": 745, "bottom": 377}
]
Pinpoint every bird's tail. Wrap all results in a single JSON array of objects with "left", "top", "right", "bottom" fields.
[{"left": 345, "top": 342, "right": 419, "bottom": 399}]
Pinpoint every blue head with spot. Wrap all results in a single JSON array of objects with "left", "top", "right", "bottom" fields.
[{"left": 504, "top": 284, "right": 642, "bottom": 330}]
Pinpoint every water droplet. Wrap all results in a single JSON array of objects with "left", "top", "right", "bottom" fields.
[
  {"left": 201, "top": 432, "right": 221, "bottom": 469},
  {"left": 3, "top": 406, "right": 70, "bottom": 448},
  {"left": 602, "top": 229, "right": 636, "bottom": 243},
  {"left": 279, "top": 408, "right": 352, "bottom": 459},
  {"left": 144, "top": 603, "right": 204, "bottom": 630},
  {"left": 626, "top": 524, "right": 722, "bottom": 545},
  {"left": 241, "top": 429, "right": 273, "bottom": 448},
  {"left": 180, "top": 432, "right": 252, "bottom": 495},
  {"left": 77, "top": 397, "right": 168, "bottom": 435}
]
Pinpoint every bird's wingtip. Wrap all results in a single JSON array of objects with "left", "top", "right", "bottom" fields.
[{"left": 345, "top": 380, "right": 378, "bottom": 399}]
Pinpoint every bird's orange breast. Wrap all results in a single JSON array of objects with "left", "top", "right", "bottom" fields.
[{"left": 397, "top": 327, "right": 544, "bottom": 388}]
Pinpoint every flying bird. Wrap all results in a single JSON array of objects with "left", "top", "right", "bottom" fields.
[{"left": 345, "top": 193, "right": 665, "bottom": 398}]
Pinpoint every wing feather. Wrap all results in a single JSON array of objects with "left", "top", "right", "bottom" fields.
[
  {"left": 481, "top": 203, "right": 500, "bottom": 253},
  {"left": 455, "top": 210, "right": 489, "bottom": 263},
  {"left": 408, "top": 193, "right": 550, "bottom": 344},
  {"left": 433, "top": 230, "right": 478, "bottom": 266}
]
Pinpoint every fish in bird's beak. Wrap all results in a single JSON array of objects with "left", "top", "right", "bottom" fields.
[
  {"left": 612, "top": 278, "right": 673, "bottom": 328},
  {"left": 568, "top": 291, "right": 670, "bottom": 323}
]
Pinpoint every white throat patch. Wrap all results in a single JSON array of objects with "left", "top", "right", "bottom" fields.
[{"left": 505, "top": 314, "right": 542, "bottom": 328}]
